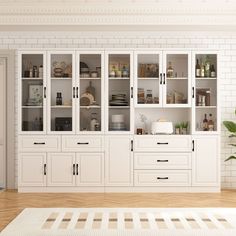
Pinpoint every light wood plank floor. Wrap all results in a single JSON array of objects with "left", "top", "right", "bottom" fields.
[{"left": 1, "top": 190, "right": 236, "bottom": 231}]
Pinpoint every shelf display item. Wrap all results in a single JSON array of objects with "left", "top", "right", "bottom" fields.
[
  {"left": 146, "top": 89, "right": 153, "bottom": 104},
  {"left": 151, "top": 120, "right": 173, "bottom": 134},
  {"left": 86, "top": 81, "right": 95, "bottom": 99},
  {"left": 208, "top": 114, "right": 214, "bottom": 131},
  {"left": 138, "top": 63, "right": 159, "bottom": 78},
  {"left": 210, "top": 65, "right": 216, "bottom": 77},
  {"left": 204, "top": 56, "right": 211, "bottom": 77},
  {"left": 39, "top": 65, "right": 43, "bottom": 78},
  {"left": 80, "top": 62, "right": 90, "bottom": 78},
  {"left": 55, "top": 117, "right": 72, "bottom": 131},
  {"left": 167, "top": 61, "right": 174, "bottom": 78},
  {"left": 28, "top": 84, "right": 43, "bottom": 106},
  {"left": 196, "top": 88, "right": 211, "bottom": 106},
  {"left": 56, "top": 92, "right": 63, "bottom": 105},
  {"left": 203, "top": 114, "right": 208, "bottom": 131},
  {"left": 110, "top": 94, "right": 128, "bottom": 106},
  {"left": 80, "top": 92, "right": 95, "bottom": 106},
  {"left": 111, "top": 114, "right": 126, "bottom": 131},
  {"left": 196, "top": 59, "right": 201, "bottom": 77},
  {"left": 90, "top": 113, "right": 99, "bottom": 131},
  {"left": 109, "top": 62, "right": 130, "bottom": 78},
  {"left": 52, "top": 61, "right": 66, "bottom": 77},
  {"left": 138, "top": 88, "right": 145, "bottom": 104}
]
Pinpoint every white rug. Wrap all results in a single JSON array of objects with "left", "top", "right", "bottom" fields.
[{"left": 1, "top": 208, "right": 236, "bottom": 236}]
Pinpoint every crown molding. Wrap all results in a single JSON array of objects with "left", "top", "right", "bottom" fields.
[{"left": 0, "top": 0, "right": 236, "bottom": 27}]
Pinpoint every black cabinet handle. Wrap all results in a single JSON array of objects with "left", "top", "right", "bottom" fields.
[
  {"left": 157, "top": 142, "right": 168, "bottom": 145},
  {"left": 34, "top": 142, "right": 45, "bottom": 145},
  {"left": 76, "top": 164, "right": 79, "bottom": 175},
  {"left": 76, "top": 87, "right": 79, "bottom": 98},
  {"left": 77, "top": 142, "right": 89, "bottom": 145},
  {"left": 157, "top": 160, "right": 169, "bottom": 162},
  {"left": 131, "top": 87, "right": 133, "bottom": 99},
  {"left": 160, "top": 73, "right": 162, "bottom": 84},
  {"left": 192, "top": 140, "right": 195, "bottom": 152},
  {"left": 163, "top": 73, "right": 166, "bottom": 85},
  {"left": 73, "top": 87, "right": 75, "bottom": 98},
  {"left": 44, "top": 87, "right": 46, "bottom": 98},
  {"left": 131, "top": 140, "right": 133, "bottom": 152},
  {"left": 157, "top": 177, "right": 168, "bottom": 180},
  {"left": 73, "top": 164, "right": 75, "bottom": 175},
  {"left": 44, "top": 164, "right": 46, "bottom": 175},
  {"left": 192, "top": 87, "right": 195, "bottom": 99}
]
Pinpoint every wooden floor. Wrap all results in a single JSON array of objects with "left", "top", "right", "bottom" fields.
[{"left": 1, "top": 190, "right": 236, "bottom": 231}]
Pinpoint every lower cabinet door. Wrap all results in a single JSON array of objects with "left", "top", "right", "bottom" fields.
[
  {"left": 76, "top": 153, "right": 104, "bottom": 186},
  {"left": 105, "top": 136, "right": 133, "bottom": 186},
  {"left": 18, "top": 153, "right": 46, "bottom": 187},
  {"left": 192, "top": 135, "right": 219, "bottom": 186},
  {"left": 47, "top": 153, "right": 75, "bottom": 187}
]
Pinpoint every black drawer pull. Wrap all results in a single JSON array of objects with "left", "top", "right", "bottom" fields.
[
  {"left": 77, "top": 142, "right": 89, "bottom": 145},
  {"left": 76, "top": 164, "right": 79, "bottom": 175},
  {"left": 157, "top": 142, "right": 168, "bottom": 145},
  {"left": 44, "top": 164, "right": 47, "bottom": 175},
  {"left": 157, "top": 160, "right": 169, "bottom": 162},
  {"left": 73, "top": 164, "right": 75, "bottom": 175},
  {"left": 34, "top": 142, "right": 45, "bottom": 145},
  {"left": 157, "top": 177, "right": 168, "bottom": 180}
]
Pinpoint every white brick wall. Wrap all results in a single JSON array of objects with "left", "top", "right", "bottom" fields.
[{"left": 1, "top": 30, "right": 236, "bottom": 189}]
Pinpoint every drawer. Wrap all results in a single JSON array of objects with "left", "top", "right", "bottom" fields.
[
  {"left": 19, "top": 135, "right": 61, "bottom": 152},
  {"left": 62, "top": 135, "right": 104, "bottom": 152},
  {"left": 134, "top": 135, "right": 191, "bottom": 152},
  {"left": 134, "top": 153, "right": 191, "bottom": 170},
  {"left": 134, "top": 170, "right": 191, "bottom": 187}
]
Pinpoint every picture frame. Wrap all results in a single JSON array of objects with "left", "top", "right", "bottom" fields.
[{"left": 28, "top": 84, "right": 43, "bottom": 105}]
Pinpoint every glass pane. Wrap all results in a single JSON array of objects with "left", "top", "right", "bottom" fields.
[
  {"left": 166, "top": 54, "right": 189, "bottom": 105},
  {"left": 79, "top": 54, "right": 102, "bottom": 132},
  {"left": 108, "top": 54, "right": 130, "bottom": 132},
  {"left": 50, "top": 54, "right": 73, "bottom": 132},
  {"left": 137, "top": 54, "right": 160, "bottom": 105},
  {"left": 21, "top": 54, "right": 44, "bottom": 131},
  {"left": 195, "top": 54, "right": 217, "bottom": 132}
]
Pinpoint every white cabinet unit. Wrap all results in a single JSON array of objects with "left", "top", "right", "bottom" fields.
[
  {"left": 105, "top": 136, "right": 133, "bottom": 186},
  {"left": 18, "top": 153, "right": 46, "bottom": 187},
  {"left": 192, "top": 135, "right": 220, "bottom": 187},
  {"left": 18, "top": 49, "right": 220, "bottom": 193}
]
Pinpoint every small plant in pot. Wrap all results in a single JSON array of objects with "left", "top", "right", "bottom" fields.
[
  {"left": 181, "top": 121, "right": 188, "bottom": 135},
  {"left": 175, "top": 123, "right": 181, "bottom": 135},
  {"left": 223, "top": 114, "right": 236, "bottom": 161}
]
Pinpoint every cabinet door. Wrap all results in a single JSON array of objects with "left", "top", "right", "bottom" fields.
[
  {"left": 163, "top": 51, "right": 191, "bottom": 108},
  {"left": 47, "top": 153, "right": 75, "bottom": 186},
  {"left": 192, "top": 136, "right": 219, "bottom": 186},
  {"left": 76, "top": 153, "right": 104, "bottom": 186},
  {"left": 18, "top": 153, "right": 46, "bottom": 186},
  {"left": 19, "top": 51, "right": 47, "bottom": 134},
  {"left": 105, "top": 136, "right": 133, "bottom": 186}
]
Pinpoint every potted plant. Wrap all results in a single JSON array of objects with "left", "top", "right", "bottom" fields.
[
  {"left": 223, "top": 115, "right": 236, "bottom": 161},
  {"left": 175, "top": 123, "right": 181, "bottom": 135},
  {"left": 181, "top": 121, "right": 188, "bottom": 135}
]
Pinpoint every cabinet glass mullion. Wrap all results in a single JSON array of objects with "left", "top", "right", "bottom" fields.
[
  {"left": 50, "top": 53, "right": 73, "bottom": 132},
  {"left": 108, "top": 53, "right": 131, "bottom": 132},
  {"left": 79, "top": 53, "right": 102, "bottom": 132},
  {"left": 21, "top": 53, "right": 45, "bottom": 132}
]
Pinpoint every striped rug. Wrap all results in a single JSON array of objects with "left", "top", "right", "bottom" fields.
[{"left": 1, "top": 208, "right": 236, "bottom": 236}]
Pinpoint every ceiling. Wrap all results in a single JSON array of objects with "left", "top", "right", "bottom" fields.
[{"left": 0, "top": 0, "right": 236, "bottom": 30}]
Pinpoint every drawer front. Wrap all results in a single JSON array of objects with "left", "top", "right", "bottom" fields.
[
  {"left": 134, "top": 153, "right": 191, "bottom": 170},
  {"left": 19, "top": 136, "right": 61, "bottom": 152},
  {"left": 134, "top": 135, "right": 191, "bottom": 152},
  {"left": 134, "top": 170, "right": 191, "bottom": 187},
  {"left": 62, "top": 136, "right": 104, "bottom": 152}
]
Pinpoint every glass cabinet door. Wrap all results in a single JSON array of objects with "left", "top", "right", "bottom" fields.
[
  {"left": 20, "top": 52, "right": 46, "bottom": 133},
  {"left": 163, "top": 52, "right": 191, "bottom": 107},
  {"left": 194, "top": 53, "right": 218, "bottom": 133},
  {"left": 106, "top": 52, "right": 133, "bottom": 133},
  {"left": 78, "top": 52, "right": 103, "bottom": 133},
  {"left": 48, "top": 52, "right": 75, "bottom": 133},
  {"left": 135, "top": 52, "right": 162, "bottom": 107}
]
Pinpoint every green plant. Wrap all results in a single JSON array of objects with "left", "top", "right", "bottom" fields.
[
  {"left": 223, "top": 110, "right": 236, "bottom": 161},
  {"left": 181, "top": 121, "right": 188, "bottom": 129}
]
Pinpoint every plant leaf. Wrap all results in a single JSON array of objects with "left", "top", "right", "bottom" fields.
[
  {"left": 223, "top": 121, "right": 236, "bottom": 133},
  {"left": 225, "top": 156, "right": 236, "bottom": 162},
  {"left": 229, "top": 144, "right": 236, "bottom": 147},
  {"left": 229, "top": 134, "right": 236, "bottom": 138}
]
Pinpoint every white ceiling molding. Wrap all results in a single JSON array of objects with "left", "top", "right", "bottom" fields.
[{"left": 0, "top": 0, "right": 236, "bottom": 27}]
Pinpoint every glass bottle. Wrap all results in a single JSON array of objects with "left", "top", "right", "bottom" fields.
[
  {"left": 210, "top": 65, "right": 216, "bottom": 77},
  {"left": 200, "top": 60, "right": 205, "bottom": 77},
  {"left": 56, "top": 92, "right": 62, "bottom": 105},
  {"left": 208, "top": 114, "right": 214, "bottom": 131},
  {"left": 196, "top": 59, "right": 201, "bottom": 77},
  {"left": 167, "top": 61, "right": 174, "bottom": 78},
  {"left": 203, "top": 113, "right": 208, "bottom": 131},
  {"left": 204, "top": 55, "right": 210, "bottom": 77}
]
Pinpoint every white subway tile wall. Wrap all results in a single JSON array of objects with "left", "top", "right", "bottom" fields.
[{"left": 1, "top": 30, "right": 236, "bottom": 189}]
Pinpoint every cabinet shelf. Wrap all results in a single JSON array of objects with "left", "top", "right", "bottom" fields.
[
  {"left": 22, "top": 106, "right": 43, "bottom": 108},
  {"left": 109, "top": 106, "right": 130, "bottom": 109},
  {"left": 80, "top": 77, "right": 101, "bottom": 80},
  {"left": 196, "top": 106, "right": 216, "bottom": 109},
  {"left": 80, "top": 106, "right": 101, "bottom": 109},
  {"left": 109, "top": 77, "right": 130, "bottom": 80},
  {"left": 166, "top": 77, "right": 188, "bottom": 80},
  {"left": 195, "top": 77, "right": 217, "bottom": 80},
  {"left": 50, "top": 77, "right": 72, "bottom": 80},
  {"left": 138, "top": 77, "right": 159, "bottom": 80},
  {"left": 21, "top": 77, "right": 43, "bottom": 80},
  {"left": 51, "top": 105, "right": 72, "bottom": 108}
]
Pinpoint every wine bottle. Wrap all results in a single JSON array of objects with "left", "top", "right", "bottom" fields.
[
  {"left": 210, "top": 65, "right": 216, "bottom": 77},
  {"left": 208, "top": 113, "right": 214, "bottom": 131},
  {"left": 196, "top": 59, "right": 201, "bottom": 77},
  {"left": 200, "top": 60, "right": 205, "bottom": 77},
  {"left": 203, "top": 113, "right": 208, "bottom": 131}
]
